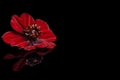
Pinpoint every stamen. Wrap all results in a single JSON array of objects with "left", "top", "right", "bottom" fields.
[
  {"left": 34, "top": 24, "right": 37, "bottom": 26},
  {"left": 23, "top": 24, "right": 40, "bottom": 42}
]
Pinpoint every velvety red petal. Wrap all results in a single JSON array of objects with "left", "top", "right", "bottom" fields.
[
  {"left": 20, "top": 13, "right": 35, "bottom": 28},
  {"left": 36, "top": 19, "right": 49, "bottom": 31},
  {"left": 37, "top": 49, "right": 53, "bottom": 56},
  {"left": 24, "top": 45, "right": 36, "bottom": 51},
  {"left": 36, "top": 41, "right": 48, "bottom": 48},
  {"left": 36, "top": 19, "right": 56, "bottom": 42},
  {"left": 10, "top": 15, "right": 24, "bottom": 33},
  {"left": 17, "top": 41, "right": 28, "bottom": 48},
  {"left": 1, "top": 31, "right": 25, "bottom": 45},
  {"left": 38, "top": 30, "right": 56, "bottom": 42},
  {"left": 47, "top": 42, "right": 56, "bottom": 49},
  {"left": 10, "top": 37, "right": 27, "bottom": 47}
]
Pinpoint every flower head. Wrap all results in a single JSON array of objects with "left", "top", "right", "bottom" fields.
[{"left": 2, "top": 13, "right": 56, "bottom": 51}]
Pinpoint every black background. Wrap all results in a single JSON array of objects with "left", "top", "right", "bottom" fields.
[
  {"left": 0, "top": 0, "right": 69, "bottom": 79},
  {"left": 0, "top": 1, "right": 113, "bottom": 79}
]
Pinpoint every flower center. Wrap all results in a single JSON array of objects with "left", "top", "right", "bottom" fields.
[{"left": 23, "top": 24, "right": 40, "bottom": 41}]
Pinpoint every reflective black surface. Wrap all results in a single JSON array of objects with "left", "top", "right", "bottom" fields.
[{"left": 0, "top": 0, "right": 67, "bottom": 79}]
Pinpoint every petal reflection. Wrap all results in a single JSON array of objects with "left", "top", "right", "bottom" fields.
[{"left": 3, "top": 49, "right": 53, "bottom": 72}]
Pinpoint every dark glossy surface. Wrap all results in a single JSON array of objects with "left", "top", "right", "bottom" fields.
[{"left": 0, "top": 0, "right": 67, "bottom": 79}]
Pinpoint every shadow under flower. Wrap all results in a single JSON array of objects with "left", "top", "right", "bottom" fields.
[{"left": 3, "top": 48, "right": 53, "bottom": 72}]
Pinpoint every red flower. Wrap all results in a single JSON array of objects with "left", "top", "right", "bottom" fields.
[{"left": 2, "top": 13, "right": 56, "bottom": 51}]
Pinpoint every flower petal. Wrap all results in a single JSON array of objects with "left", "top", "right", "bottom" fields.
[
  {"left": 10, "top": 38, "right": 26, "bottom": 46},
  {"left": 38, "top": 30, "right": 56, "bottom": 42},
  {"left": 47, "top": 42, "right": 56, "bottom": 49},
  {"left": 10, "top": 15, "right": 24, "bottom": 33},
  {"left": 20, "top": 13, "right": 35, "bottom": 28},
  {"left": 24, "top": 45, "right": 36, "bottom": 51},
  {"left": 17, "top": 41, "right": 28, "bottom": 48},
  {"left": 37, "top": 49, "right": 53, "bottom": 56},
  {"left": 36, "top": 40, "right": 48, "bottom": 48},
  {"left": 2, "top": 31, "right": 26, "bottom": 46},
  {"left": 36, "top": 19, "right": 49, "bottom": 31}
]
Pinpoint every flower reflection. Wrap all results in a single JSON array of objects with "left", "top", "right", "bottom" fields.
[
  {"left": 25, "top": 56, "right": 43, "bottom": 67},
  {"left": 3, "top": 49, "right": 53, "bottom": 72}
]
